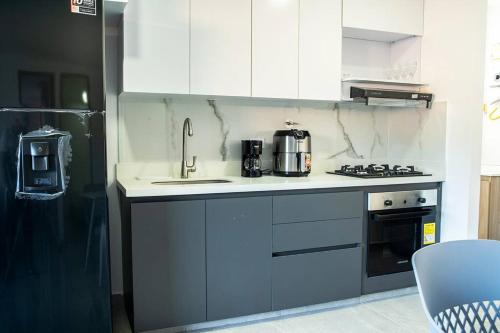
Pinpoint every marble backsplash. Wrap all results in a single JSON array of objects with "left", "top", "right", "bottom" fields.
[{"left": 117, "top": 96, "right": 446, "bottom": 178}]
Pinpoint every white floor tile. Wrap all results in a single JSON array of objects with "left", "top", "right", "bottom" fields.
[{"left": 205, "top": 294, "right": 428, "bottom": 333}]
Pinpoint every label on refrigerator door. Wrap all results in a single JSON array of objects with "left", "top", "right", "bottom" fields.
[
  {"left": 423, "top": 222, "right": 436, "bottom": 245},
  {"left": 71, "top": 0, "right": 96, "bottom": 16}
]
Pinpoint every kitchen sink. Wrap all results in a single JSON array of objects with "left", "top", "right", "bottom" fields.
[{"left": 151, "top": 179, "right": 232, "bottom": 185}]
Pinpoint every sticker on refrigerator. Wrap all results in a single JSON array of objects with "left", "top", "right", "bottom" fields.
[
  {"left": 423, "top": 222, "right": 436, "bottom": 245},
  {"left": 71, "top": 0, "right": 96, "bottom": 16}
]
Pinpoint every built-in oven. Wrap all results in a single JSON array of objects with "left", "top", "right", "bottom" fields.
[{"left": 367, "top": 190, "right": 438, "bottom": 277}]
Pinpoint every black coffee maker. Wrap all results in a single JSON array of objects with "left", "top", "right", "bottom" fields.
[{"left": 241, "top": 140, "right": 263, "bottom": 177}]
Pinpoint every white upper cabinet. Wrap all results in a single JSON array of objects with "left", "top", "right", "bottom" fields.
[
  {"left": 252, "top": 0, "right": 299, "bottom": 99},
  {"left": 122, "top": 0, "right": 189, "bottom": 94},
  {"left": 299, "top": 0, "right": 342, "bottom": 101},
  {"left": 190, "top": 0, "right": 252, "bottom": 97},
  {"left": 120, "top": 0, "right": 423, "bottom": 100},
  {"left": 343, "top": 0, "right": 424, "bottom": 42}
]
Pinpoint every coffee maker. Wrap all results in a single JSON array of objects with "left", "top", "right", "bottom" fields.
[{"left": 241, "top": 140, "right": 263, "bottom": 177}]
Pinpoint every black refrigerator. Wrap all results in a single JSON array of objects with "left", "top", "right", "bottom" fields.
[{"left": 0, "top": 1, "right": 112, "bottom": 332}]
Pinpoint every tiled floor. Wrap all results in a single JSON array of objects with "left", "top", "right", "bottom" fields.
[
  {"left": 205, "top": 295, "right": 428, "bottom": 333},
  {"left": 113, "top": 294, "right": 429, "bottom": 333}
]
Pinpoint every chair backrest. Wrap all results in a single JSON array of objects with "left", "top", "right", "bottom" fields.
[{"left": 412, "top": 240, "right": 500, "bottom": 330}]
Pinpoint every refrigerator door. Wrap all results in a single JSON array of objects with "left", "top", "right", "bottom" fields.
[
  {"left": 0, "top": 0, "right": 104, "bottom": 111},
  {"left": 0, "top": 110, "right": 111, "bottom": 333}
]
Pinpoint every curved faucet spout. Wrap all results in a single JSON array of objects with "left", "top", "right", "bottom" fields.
[
  {"left": 184, "top": 118, "right": 193, "bottom": 136},
  {"left": 181, "top": 118, "right": 196, "bottom": 179}
]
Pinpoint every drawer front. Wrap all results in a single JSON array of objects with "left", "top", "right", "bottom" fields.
[
  {"left": 272, "top": 247, "right": 362, "bottom": 310},
  {"left": 273, "top": 218, "right": 362, "bottom": 253},
  {"left": 273, "top": 192, "right": 363, "bottom": 224}
]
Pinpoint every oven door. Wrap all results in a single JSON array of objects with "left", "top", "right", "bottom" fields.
[{"left": 367, "top": 207, "right": 436, "bottom": 277}]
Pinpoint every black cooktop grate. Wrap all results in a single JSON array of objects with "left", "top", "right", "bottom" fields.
[{"left": 327, "top": 164, "right": 432, "bottom": 178}]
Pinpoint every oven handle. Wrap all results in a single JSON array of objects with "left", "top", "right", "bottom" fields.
[{"left": 372, "top": 209, "right": 434, "bottom": 222}]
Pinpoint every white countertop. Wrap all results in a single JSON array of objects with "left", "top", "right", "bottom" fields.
[{"left": 117, "top": 174, "right": 445, "bottom": 198}]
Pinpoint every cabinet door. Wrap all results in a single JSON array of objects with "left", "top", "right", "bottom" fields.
[
  {"left": 343, "top": 0, "right": 424, "bottom": 39},
  {"left": 131, "top": 201, "right": 206, "bottom": 331},
  {"left": 487, "top": 177, "right": 500, "bottom": 241},
  {"left": 252, "top": 0, "right": 299, "bottom": 99},
  {"left": 122, "top": 0, "right": 189, "bottom": 94},
  {"left": 206, "top": 197, "right": 272, "bottom": 320},
  {"left": 190, "top": 0, "right": 251, "bottom": 96},
  {"left": 479, "top": 177, "right": 491, "bottom": 239},
  {"left": 299, "top": 0, "right": 342, "bottom": 101}
]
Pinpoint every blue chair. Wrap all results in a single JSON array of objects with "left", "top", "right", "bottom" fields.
[{"left": 412, "top": 240, "right": 500, "bottom": 332}]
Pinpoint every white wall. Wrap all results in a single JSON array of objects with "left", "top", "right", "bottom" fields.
[
  {"left": 481, "top": 0, "right": 500, "bottom": 168},
  {"left": 421, "top": 0, "right": 488, "bottom": 240}
]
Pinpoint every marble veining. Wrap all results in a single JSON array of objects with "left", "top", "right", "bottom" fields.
[
  {"left": 163, "top": 98, "right": 177, "bottom": 155},
  {"left": 117, "top": 97, "right": 446, "bottom": 177},
  {"left": 329, "top": 104, "right": 365, "bottom": 159},
  {"left": 370, "top": 108, "right": 384, "bottom": 158},
  {"left": 208, "top": 99, "right": 230, "bottom": 161}
]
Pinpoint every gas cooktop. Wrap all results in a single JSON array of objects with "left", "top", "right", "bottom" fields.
[{"left": 327, "top": 164, "right": 431, "bottom": 179}]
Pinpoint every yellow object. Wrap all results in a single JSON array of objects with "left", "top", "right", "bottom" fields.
[
  {"left": 483, "top": 102, "right": 500, "bottom": 121},
  {"left": 489, "top": 107, "right": 500, "bottom": 121},
  {"left": 423, "top": 222, "right": 436, "bottom": 245}
]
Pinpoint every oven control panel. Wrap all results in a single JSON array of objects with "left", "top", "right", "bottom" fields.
[{"left": 368, "top": 189, "right": 438, "bottom": 211}]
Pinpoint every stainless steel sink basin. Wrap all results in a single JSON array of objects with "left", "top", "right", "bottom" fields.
[{"left": 151, "top": 179, "right": 232, "bottom": 185}]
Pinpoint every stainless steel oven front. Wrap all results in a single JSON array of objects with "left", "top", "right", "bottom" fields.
[{"left": 367, "top": 190, "right": 438, "bottom": 277}]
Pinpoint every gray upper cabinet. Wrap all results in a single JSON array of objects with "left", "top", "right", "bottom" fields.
[
  {"left": 131, "top": 201, "right": 206, "bottom": 332},
  {"left": 206, "top": 197, "right": 273, "bottom": 321},
  {"left": 273, "top": 192, "right": 364, "bottom": 224}
]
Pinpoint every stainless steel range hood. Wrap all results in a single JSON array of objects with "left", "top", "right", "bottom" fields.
[{"left": 350, "top": 87, "right": 433, "bottom": 109}]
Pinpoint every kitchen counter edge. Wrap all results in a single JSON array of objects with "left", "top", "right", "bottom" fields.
[{"left": 117, "top": 175, "right": 445, "bottom": 198}]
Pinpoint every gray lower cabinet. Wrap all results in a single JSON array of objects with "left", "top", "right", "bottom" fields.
[
  {"left": 273, "top": 218, "right": 362, "bottom": 252},
  {"left": 273, "top": 192, "right": 363, "bottom": 224},
  {"left": 206, "top": 197, "right": 273, "bottom": 321},
  {"left": 272, "top": 247, "right": 362, "bottom": 310},
  {"left": 131, "top": 201, "right": 206, "bottom": 332}
]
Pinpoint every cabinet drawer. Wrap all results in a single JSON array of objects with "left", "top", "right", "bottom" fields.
[
  {"left": 273, "top": 218, "right": 362, "bottom": 253},
  {"left": 272, "top": 247, "right": 362, "bottom": 310},
  {"left": 273, "top": 192, "right": 363, "bottom": 224}
]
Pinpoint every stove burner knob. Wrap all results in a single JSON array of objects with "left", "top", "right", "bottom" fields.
[
  {"left": 384, "top": 200, "right": 393, "bottom": 207},
  {"left": 417, "top": 197, "right": 427, "bottom": 204}
]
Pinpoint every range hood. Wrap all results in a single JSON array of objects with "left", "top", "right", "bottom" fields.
[{"left": 350, "top": 87, "right": 433, "bottom": 109}]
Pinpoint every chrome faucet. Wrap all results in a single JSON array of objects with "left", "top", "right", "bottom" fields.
[{"left": 181, "top": 118, "right": 196, "bottom": 179}]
